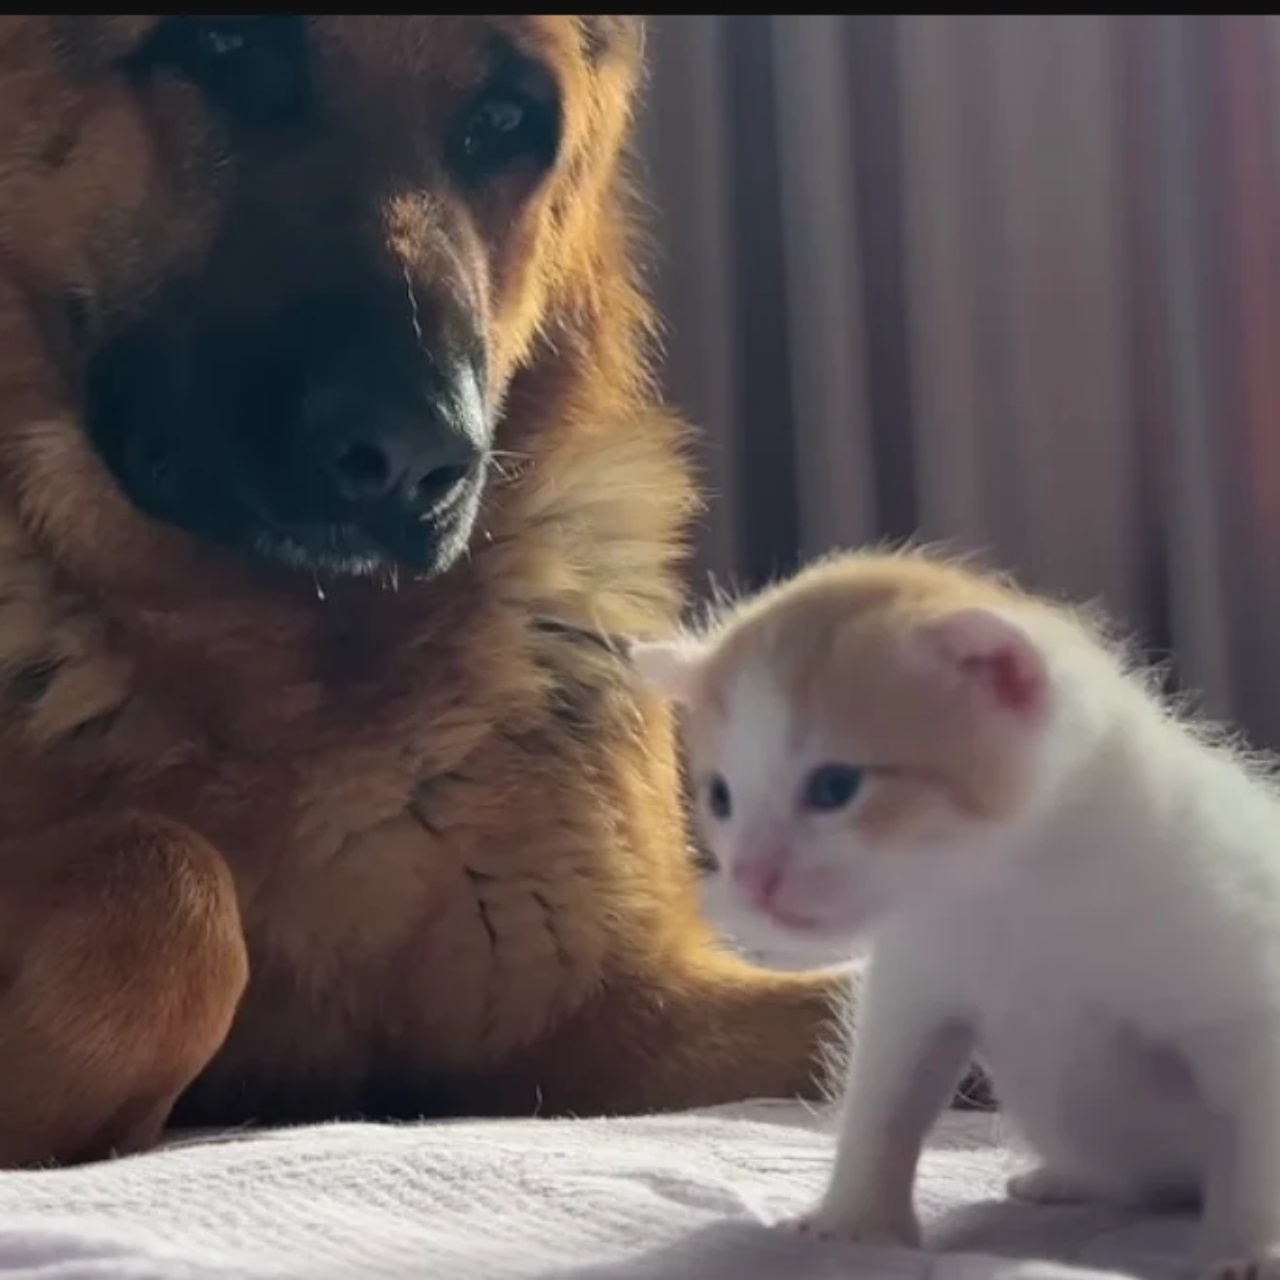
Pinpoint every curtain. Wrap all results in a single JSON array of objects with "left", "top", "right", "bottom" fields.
[{"left": 637, "top": 15, "right": 1280, "bottom": 748}]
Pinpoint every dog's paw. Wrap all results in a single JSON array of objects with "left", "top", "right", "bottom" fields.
[
  {"left": 783, "top": 1201, "right": 921, "bottom": 1249},
  {"left": 1006, "top": 1165, "right": 1097, "bottom": 1206}
]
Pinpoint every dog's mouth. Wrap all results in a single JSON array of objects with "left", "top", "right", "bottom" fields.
[
  {"left": 243, "top": 484, "right": 488, "bottom": 579},
  {"left": 113, "top": 429, "right": 491, "bottom": 580}
]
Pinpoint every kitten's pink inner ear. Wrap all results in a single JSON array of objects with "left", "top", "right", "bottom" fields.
[
  {"left": 918, "top": 607, "right": 1047, "bottom": 716},
  {"left": 627, "top": 638, "right": 707, "bottom": 705}
]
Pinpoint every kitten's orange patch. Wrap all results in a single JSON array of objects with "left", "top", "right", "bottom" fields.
[{"left": 681, "top": 549, "right": 1069, "bottom": 844}]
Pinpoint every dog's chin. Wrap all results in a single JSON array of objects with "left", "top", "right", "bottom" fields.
[
  {"left": 120, "top": 469, "right": 484, "bottom": 582},
  {"left": 245, "top": 525, "right": 433, "bottom": 579},
  {"left": 241, "top": 512, "right": 476, "bottom": 581}
]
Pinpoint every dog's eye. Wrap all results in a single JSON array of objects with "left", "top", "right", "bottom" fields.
[
  {"left": 127, "top": 16, "right": 311, "bottom": 130},
  {"left": 451, "top": 70, "right": 560, "bottom": 189},
  {"left": 194, "top": 24, "right": 248, "bottom": 60}
]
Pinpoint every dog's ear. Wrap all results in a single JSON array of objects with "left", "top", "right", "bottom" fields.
[{"left": 577, "top": 16, "right": 645, "bottom": 65}]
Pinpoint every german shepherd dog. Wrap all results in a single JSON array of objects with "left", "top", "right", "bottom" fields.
[{"left": 0, "top": 15, "right": 844, "bottom": 1166}]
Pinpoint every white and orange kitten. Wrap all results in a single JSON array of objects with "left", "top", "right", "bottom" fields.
[{"left": 631, "top": 549, "right": 1280, "bottom": 1280}]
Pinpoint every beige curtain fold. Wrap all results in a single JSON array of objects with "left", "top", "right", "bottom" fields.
[{"left": 641, "top": 15, "right": 1280, "bottom": 747}]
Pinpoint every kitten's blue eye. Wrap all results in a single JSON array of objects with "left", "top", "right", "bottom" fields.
[
  {"left": 706, "top": 774, "right": 732, "bottom": 821},
  {"left": 801, "top": 763, "right": 865, "bottom": 813}
]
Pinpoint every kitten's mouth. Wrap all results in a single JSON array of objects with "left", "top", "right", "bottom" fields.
[
  {"left": 760, "top": 888, "right": 884, "bottom": 942},
  {"left": 760, "top": 903, "right": 827, "bottom": 932},
  {"left": 746, "top": 876, "right": 865, "bottom": 935},
  {"left": 702, "top": 868, "right": 868, "bottom": 966}
]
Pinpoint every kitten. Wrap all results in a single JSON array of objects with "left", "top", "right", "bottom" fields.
[{"left": 631, "top": 548, "right": 1280, "bottom": 1280}]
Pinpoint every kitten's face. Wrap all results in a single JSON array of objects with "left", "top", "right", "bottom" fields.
[
  {"left": 632, "top": 584, "right": 1053, "bottom": 964},
  {"left": 687, "top": 668, "right": 1017, "bottom": 962}
]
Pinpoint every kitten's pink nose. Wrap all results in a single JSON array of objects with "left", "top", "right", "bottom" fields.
[{"left": 732, "top": 857, "right": 787, "bottom": 907}]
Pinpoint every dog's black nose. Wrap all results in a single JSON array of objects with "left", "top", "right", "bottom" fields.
[{"left": 307, "top": 380, "right": 484, "bottom": 520}]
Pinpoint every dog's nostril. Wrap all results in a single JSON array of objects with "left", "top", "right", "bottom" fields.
[
  {"left": 410, "top": 462, "right": 470, "bottom": 509},
  {"left": 333, "top": 441, "right": 393, "bottom": 497}
]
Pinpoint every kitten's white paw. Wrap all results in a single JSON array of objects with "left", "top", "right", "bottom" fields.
[
  {"left": 1198, "top": 1248, "right": 1280, "bottom": 1280},
  {"left": 1006, "top": 1166, "right": 1097, "bottom": 1206},
  {"left": 784, "top": 1201, "right": 921, "bottom": 1249}
]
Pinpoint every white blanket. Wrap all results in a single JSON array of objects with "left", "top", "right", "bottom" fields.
[{"left": 0, "top": 1103, "right": 1195, "bottom": 1279}]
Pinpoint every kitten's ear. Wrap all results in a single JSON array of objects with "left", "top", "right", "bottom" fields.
[
  {"left": 913, "top": 606, "right": 1048, "bottom": 717},
  {"left": 626, "top": 636, "right": 708, "bottom": 705}
]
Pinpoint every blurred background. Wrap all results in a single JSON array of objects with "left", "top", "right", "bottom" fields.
[{"left": 635, "top": 15, "right": 1280, "bottom": 748}]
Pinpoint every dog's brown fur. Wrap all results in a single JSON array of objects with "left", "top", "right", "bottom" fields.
[{"left": 0, "top": 15, "right": 846, "bottom": 1166}]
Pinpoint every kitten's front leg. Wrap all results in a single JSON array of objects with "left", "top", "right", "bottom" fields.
[
  {"left": 1190, "top": 1027, "right": 1280, "bottom": 1280},
  {"left": 791, "top": 951, "right": 974, "bottom": 1249}
]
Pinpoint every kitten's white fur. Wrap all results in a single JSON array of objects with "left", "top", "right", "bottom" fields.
[{"left": 636, "top": 598, "right": 1280, "bottom": 1280}]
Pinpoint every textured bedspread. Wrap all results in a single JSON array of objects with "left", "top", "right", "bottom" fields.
[{"left": 0, "top": 1102, "right": 1195, "bottom": 1278}]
